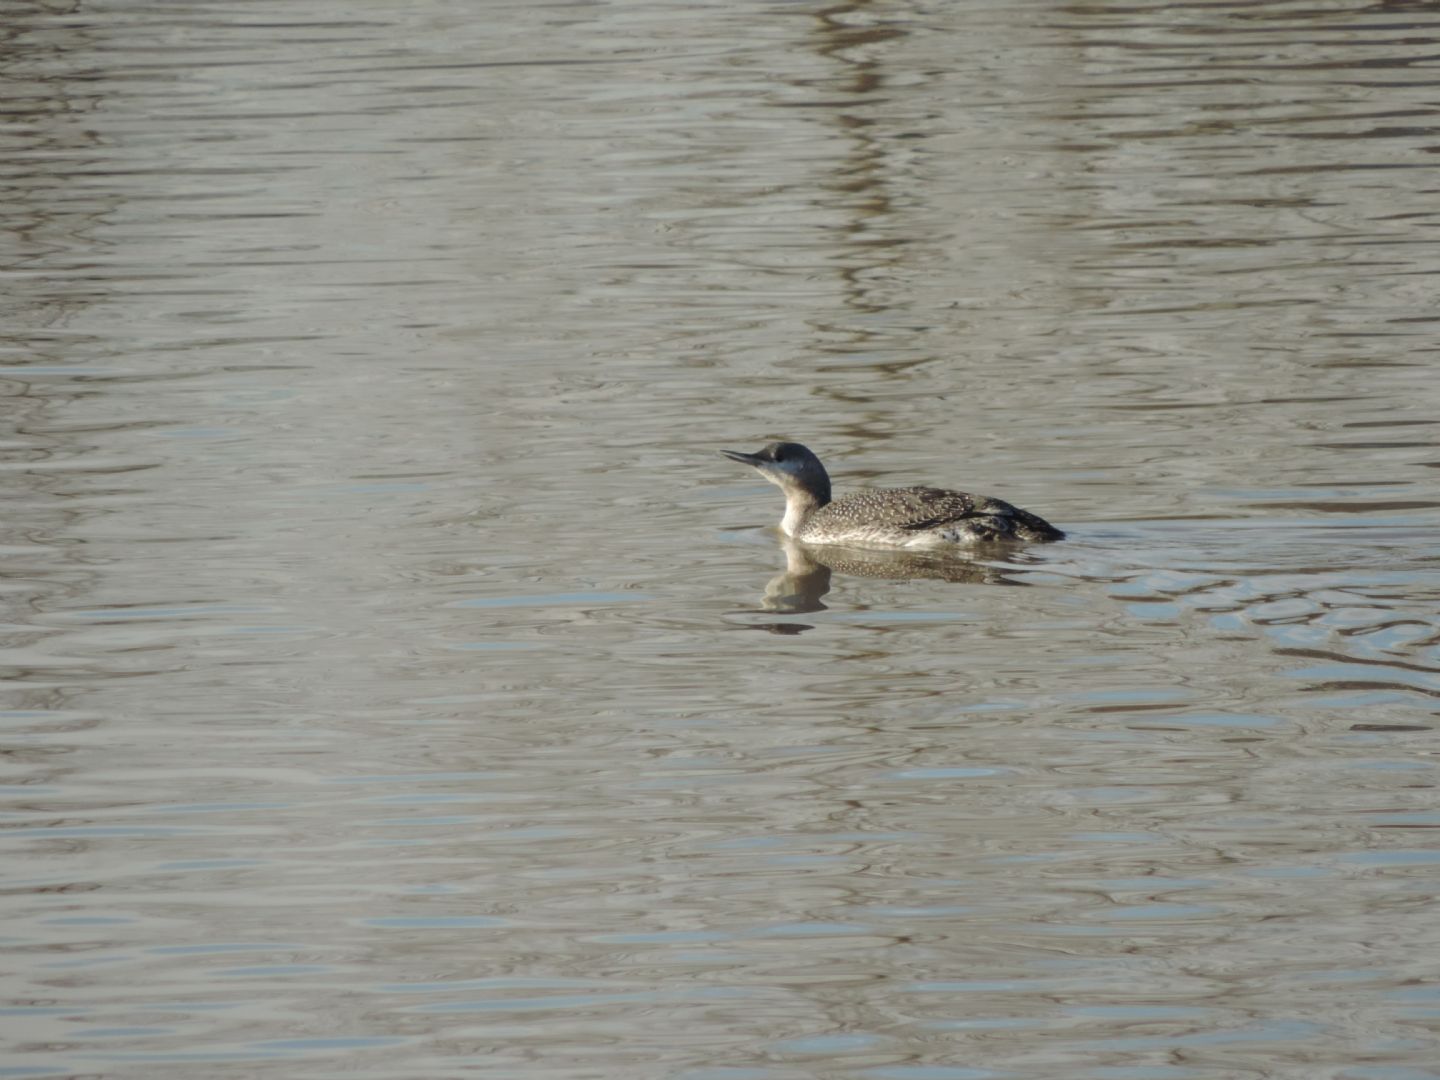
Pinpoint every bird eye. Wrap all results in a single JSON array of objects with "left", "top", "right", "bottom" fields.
[{"left": 773, "top": 447, "right": 787, "bottom": 462}]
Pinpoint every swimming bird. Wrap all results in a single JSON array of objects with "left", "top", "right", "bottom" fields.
[{"left": 721, "top": 441, "right": 1063, "bottom": 548}]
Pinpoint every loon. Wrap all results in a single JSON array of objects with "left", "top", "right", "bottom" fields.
[{"left": 722, "top": 441, "right": 1064, "bottom": 548}]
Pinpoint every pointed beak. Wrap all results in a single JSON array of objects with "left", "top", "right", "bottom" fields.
[{"left": 721, "top": 449, "right": 764, "bottom": 467}]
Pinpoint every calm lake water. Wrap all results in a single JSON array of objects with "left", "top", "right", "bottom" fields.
[{"left": 3, "top": 1, "right": 1440, "bottom": 1078}]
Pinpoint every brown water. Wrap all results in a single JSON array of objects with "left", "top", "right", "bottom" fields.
[{"left": 4, "top": 1, "right": 1440, "bottom": 1078}]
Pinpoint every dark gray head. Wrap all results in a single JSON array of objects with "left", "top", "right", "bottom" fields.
[{"left": 720, "top": 441, "right": 832, "bottom": 507}]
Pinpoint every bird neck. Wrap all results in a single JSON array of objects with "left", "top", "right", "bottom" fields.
[{"left": 780, "top": 486, "right": 828, "bottom": 537}]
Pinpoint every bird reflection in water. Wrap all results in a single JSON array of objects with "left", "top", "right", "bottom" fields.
[{"left": 741, "top": 537, "right": 1031, "bottom": 634}]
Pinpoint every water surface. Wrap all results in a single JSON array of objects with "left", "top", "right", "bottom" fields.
[{"left": 3, "top": 1, "right": 1439, "bottom": 1078}]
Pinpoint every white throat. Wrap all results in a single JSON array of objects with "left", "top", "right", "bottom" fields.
[{"left": 780, "top": 492, "right": 817, "bottom": 537}]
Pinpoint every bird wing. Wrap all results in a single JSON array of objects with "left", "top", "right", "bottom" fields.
[
  {"left": 822, "top": 486, "right": 1006, "bottom": 531},
  {"left": 809, "top": 487, "right": 1063, "bottom": 544},
  {"left": 893, "top": 487, "right": 1011, "bottom": 530}
]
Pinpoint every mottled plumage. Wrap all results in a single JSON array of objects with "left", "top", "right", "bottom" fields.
[
  {"left": 722, "top": 441, "right": 1063, "bottom": 549},
  {"left": 802, "top": 486, "right": 1061, "bottom": 546}
]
